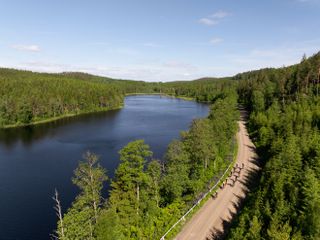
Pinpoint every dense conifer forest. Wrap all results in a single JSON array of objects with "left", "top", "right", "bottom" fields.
[
  {"left": 0, "top": 69, "right": 124, "bottom": 127},
  {"left": 227, "top": 52, "right": 320, "bottom": 239}
]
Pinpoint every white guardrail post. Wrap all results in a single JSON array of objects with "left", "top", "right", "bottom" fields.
[{"left": 159, "top": 158, "right": 235, "bottom": 240}]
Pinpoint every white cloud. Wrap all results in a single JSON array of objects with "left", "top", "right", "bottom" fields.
[
  {"left": 199, "top": 10, "right": 231, "bottom": 26},
  {"left": 11, "top": 44, "right": 41, "bottom": 52},
  {"left": 199, "top": 18, "right": 219, "bottom": 26},
  {"left": 210, "top": 37, "right": 224, "bottom": 45},
  {"left": 211, "top": 10, "right": 230, "bottom": 19}
]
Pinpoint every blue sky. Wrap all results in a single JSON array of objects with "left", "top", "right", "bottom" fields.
[{"left": 0, "top": 0, "right": 320, "bottom": 81}]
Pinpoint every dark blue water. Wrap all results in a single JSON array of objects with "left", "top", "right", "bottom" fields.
[{"left": 0, "top": 95, "right": 209, "bottom": 240}]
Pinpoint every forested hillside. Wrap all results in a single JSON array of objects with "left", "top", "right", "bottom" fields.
[
  {"left": 53, "top": 86, "right": 239, "bottom": 240},
  {"left": 158, "top": 78, "right": 233, "bottom": 102},
  {"left": 227, "top": 52, "right": 320, "bottom": 239},
  {"left": 59, "top": 72, "right": 157, "bottom": 94},
  {"left": 0, "top": 68, "right": 226, "bottom": 128},
  {"left": 0, "top": 68, "right": 126, "bottom": 127}
]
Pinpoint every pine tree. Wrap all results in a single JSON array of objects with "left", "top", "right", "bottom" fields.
[
  {"left": 108, "top": 140, "right": 152, "bottom": 238},
  {"left": 72, "top": 151, "right": 107, "bottom": 224},
  {"left": 146, "top": 159, "right": 161, "bottom": 208},
  {"left": 56, "top": 152, "right": 107, "bottom": 240},
  {"left": 301, "top": 168, "right": 320, "bottom": 238}
]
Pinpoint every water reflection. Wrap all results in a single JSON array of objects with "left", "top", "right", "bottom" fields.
[
  {"left": 0, "top": 95, "right": 209, "bottom": 240},
  {"left": 0, "top": 110, "right": 121, "bottom": 148}
]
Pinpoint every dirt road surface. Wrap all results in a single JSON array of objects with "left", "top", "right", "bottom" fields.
[{"left": 175, "top": 113, "right": 258, "bottom": 240}]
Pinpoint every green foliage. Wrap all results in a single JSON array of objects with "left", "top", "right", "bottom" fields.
[
  {"left": 50, "top": 51, "right": 320, "bottom": 239},
  {"left": 61, "top": 198, "right": 96, "bottom": 240},
  {"left": 227, "top": 52, "right": 320, "bottom": 240},
  {"left": 72, "top": 152, "right": 107, "bottom": 223},
  {"left": 0, "top": 68, "right": 127, "bottom": 127},
  {"left": 161, "top": 140, "right": 190, "bottom": 203},
  {"left": 301, "top": 169, "right": 320, "bottom": 239},
  {"left": 107, "top": 140, "right": 152, "bottom": 239},
  {"left": 57, "top": 85, "right": 239, "bottom": 239},
  {"left": 57, "top": 152, "right": 107, "bottom": 240},
  {"left": 146, "top": 160, "right": 162, "bottom": 208},
  {"left": 95, "top": 209, "right": 124, "bottom": 240},
  {"left": 0, "top": 67, "right": 236, "bottom": 129},
  {"left": 11, "top": 50, "right": 320, "bottom": 239},
  {"left": 158, "top": 78, "right": 235, "bottom": 102}
]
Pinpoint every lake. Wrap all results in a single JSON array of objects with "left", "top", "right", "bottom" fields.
[{"left": 0, "top": 95, "right": 209, "bottom": 240}]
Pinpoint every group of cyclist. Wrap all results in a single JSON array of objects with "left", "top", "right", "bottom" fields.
[{"left": 211, "top": 162, "right": 245, "bottom": 199}]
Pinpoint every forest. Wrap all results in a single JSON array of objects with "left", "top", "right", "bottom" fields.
[
  {"left": 227, "top": 52, "right": 320, "bottom": 239},
  {"left": 0, "top": 69, "right": 125, "bottom": 127},
  {"left": 156, "top": 77, "right": 233, "bottom": 102},
  {"left": 52, "top": 86, "right": 239, "bottom": 240},
  {"left": 0, "top": 68, "right": 231, "bottom": 128}
]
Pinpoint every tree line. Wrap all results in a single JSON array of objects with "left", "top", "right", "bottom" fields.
[{"left": 53, "top": 88, "right": 239, "bottom": 240}]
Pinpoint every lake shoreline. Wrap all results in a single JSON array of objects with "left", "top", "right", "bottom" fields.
[
  {"left": 126, "top": 92, "right": 211, "bottom": 102},
  {"left": 1, "top": 105, "right": 124, "bottom": 129},
  {"left": 1, "top": 94, "right": 208, "bottom": 130}
]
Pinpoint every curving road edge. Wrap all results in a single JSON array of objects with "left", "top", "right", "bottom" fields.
[{"left": 175, "top": 111, "right": 258, "bottom": 240}]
